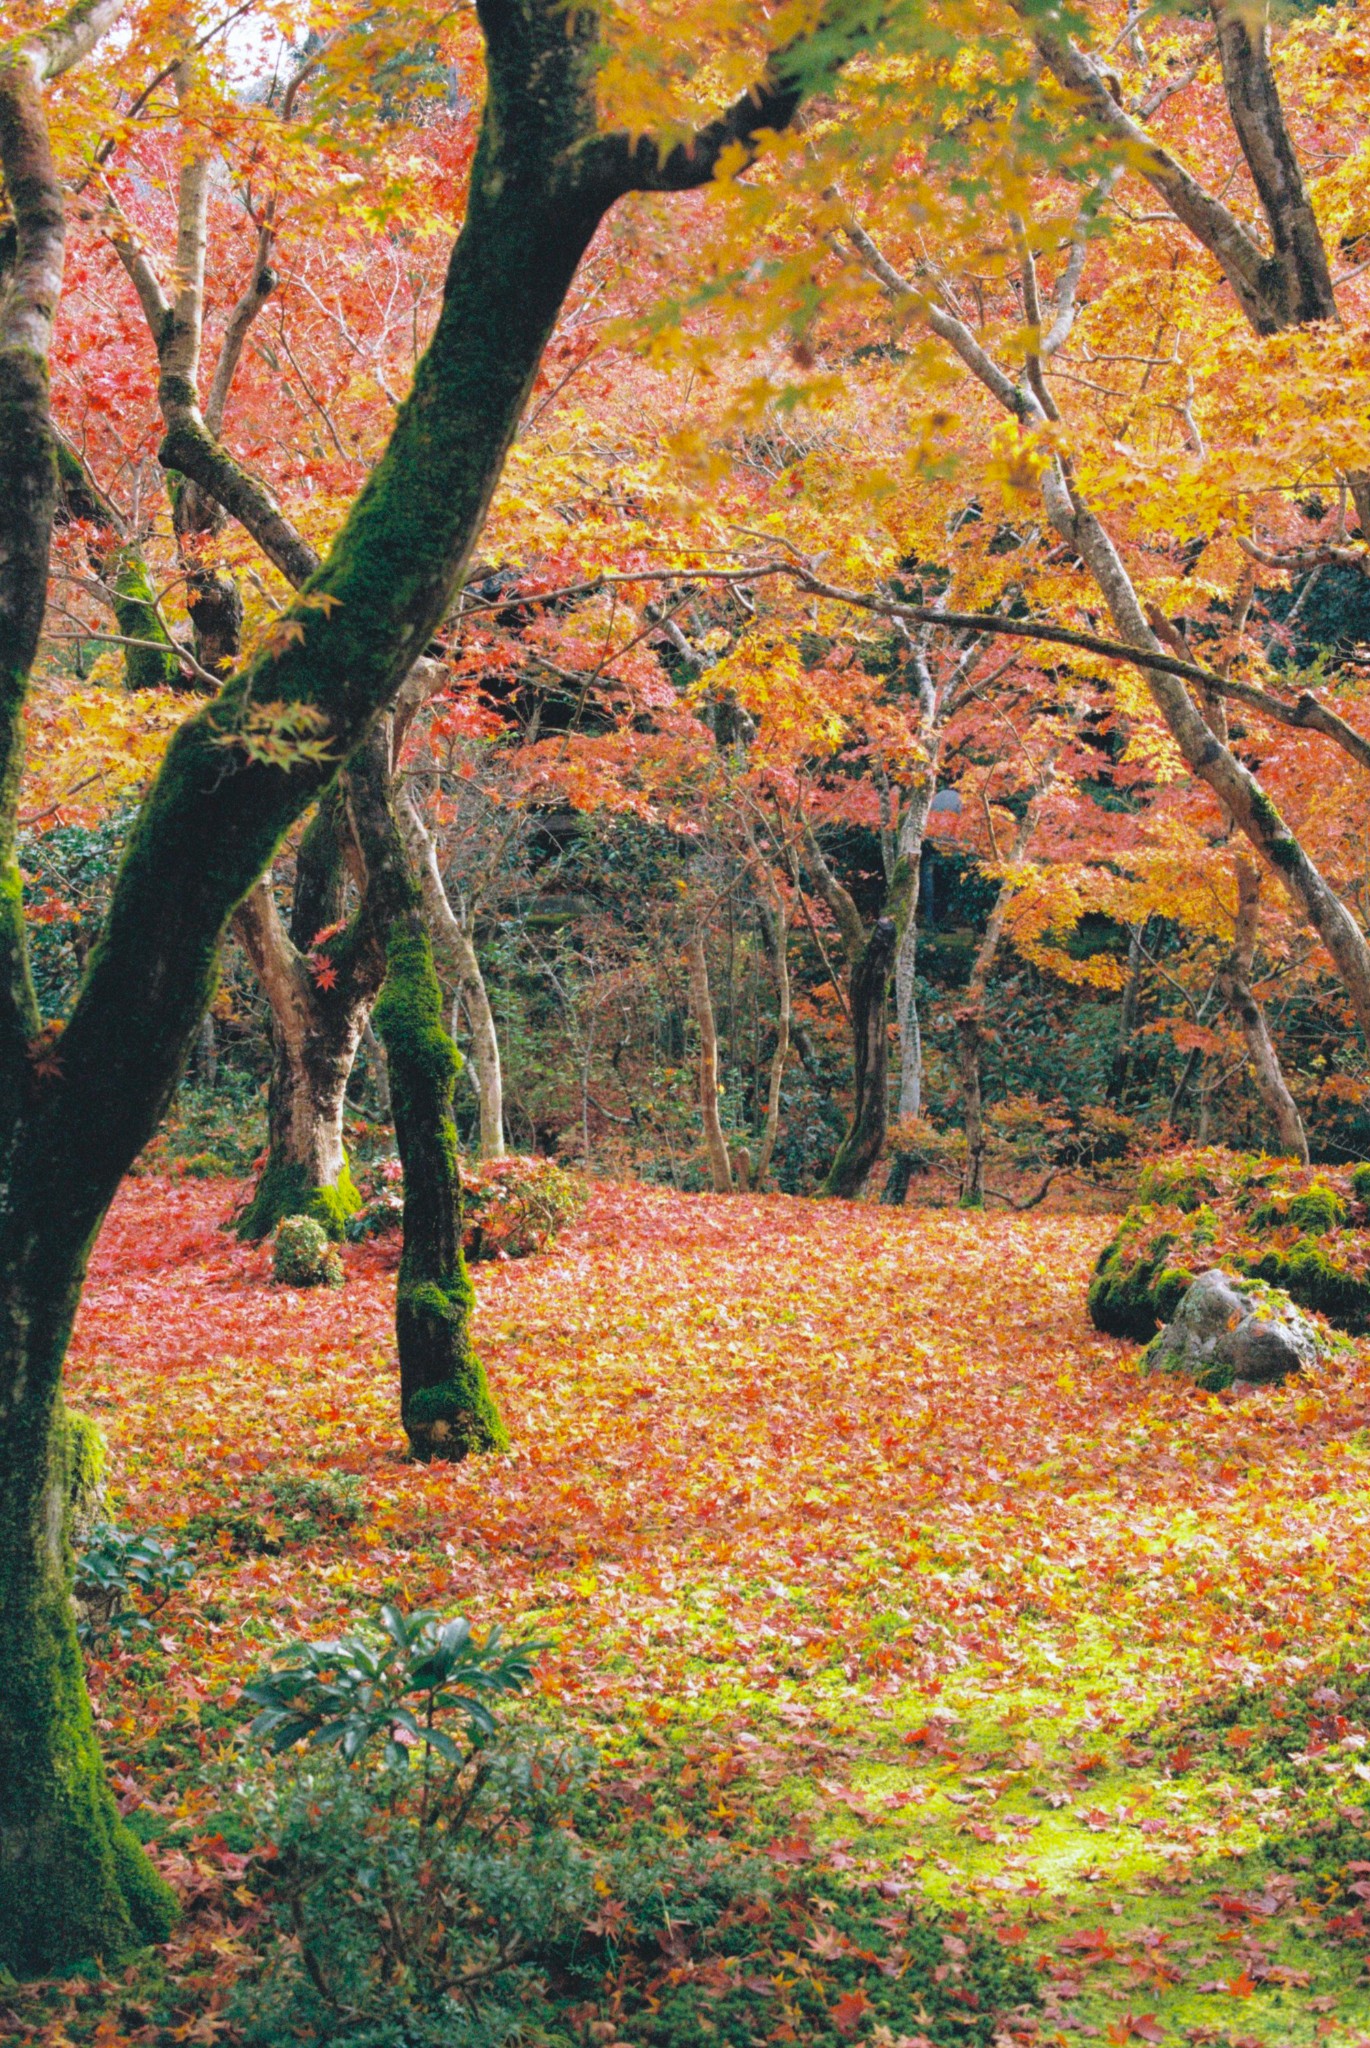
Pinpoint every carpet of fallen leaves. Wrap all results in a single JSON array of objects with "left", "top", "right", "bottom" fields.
[{"left": 25, "top": 1177, "right": 1370, "bottom": 2046}]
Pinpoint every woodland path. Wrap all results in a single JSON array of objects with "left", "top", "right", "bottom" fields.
[{"left": 64, "top": 1178, "right": 1370, "bottom": 2045}]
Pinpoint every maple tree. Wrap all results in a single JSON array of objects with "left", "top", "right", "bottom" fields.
[{"left": 0, "top": 0, "right": 895, "bottom": 1975}]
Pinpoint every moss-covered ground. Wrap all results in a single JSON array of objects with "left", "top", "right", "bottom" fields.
[{"left": 8, "top": 1176, "right": 1370, "bottom": 2045}]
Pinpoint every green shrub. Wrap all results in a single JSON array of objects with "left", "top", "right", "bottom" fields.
[
  {"left": 462, "top": 1156, "right": 588, "bottom": 1260},
  {"left": 73, "top": 1522, "right": 196, "bottom": 1648},
  {"left": 1088, "top": 1148, "right": 1370, "bottom": 1341},
  {"left": 273, "top": 1214, "right": 344, "bottom": 1288}
]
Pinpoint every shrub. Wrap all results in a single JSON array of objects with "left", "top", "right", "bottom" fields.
[
  {"left": 1088, "top": 1147, "right": 1370, "bottom": 1340},
  {"left": 462, "top": 1157, "right": 587, "bottom": 1261},
  {"left": 73, "top": 1521, "right": 196, "bottom": 1648},
  {"left": 273, "top": 1213, "right": 344, "bottom": 1288}
]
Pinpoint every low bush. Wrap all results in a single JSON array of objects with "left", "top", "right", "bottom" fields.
[
  {"left": 1088, "top": 1147, "right": 1370, "bottom": 1340},
  {"left": 227, "top": 1604, "right": 1037, "bottom": 2048},
  {"left": 1150, "top": 1662, "right": 1370, "bottom": 1921},
  {"left": 348, "top": 1156, "right": 588, "bottom": 1261},
  {"left": 74, "top": 1521, "right": 196, "bottom": 1648},
  {"left": 462, "top": 1157, "right": 588, "bottom": 1260},
  {"left": 274, "top": 1213, "right": 345, "bottom": 1288}
]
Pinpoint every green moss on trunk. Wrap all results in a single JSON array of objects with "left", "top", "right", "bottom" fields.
[
  {"left": 0, "top": 1396, "right": 177, "bottom": 1973},
  {"left": 375, "top": 926, "right": 507, "bottom": 1461},
  {"left": 235, "top": 1152, "right": 361, "bottom": 1243}
]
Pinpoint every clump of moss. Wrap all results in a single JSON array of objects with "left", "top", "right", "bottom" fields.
[
  {"left": 1250, "top": 1179, "right": 1348, "bottom": 1234},
  {"left": 1088, "top": 1147, "right": 1370, "bottom": 1341},
  {"left": 272, "top": 1215, "right": 344, "bottom": 1289}
]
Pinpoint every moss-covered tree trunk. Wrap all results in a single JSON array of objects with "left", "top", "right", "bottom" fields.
[
  {"left": 822, "top": 917, "right": 895, "bottom": 1199},
  {"left": 351, "top": 743, "right": 506, "bottom": 1459},
  {"left": 0, "top": 1367, "right": 176, "bottom": 1971}
]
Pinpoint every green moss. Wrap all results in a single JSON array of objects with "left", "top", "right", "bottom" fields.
[
  {"left": 63, "top": 1409, "right": 106, "bottom": 1522},
  {"left": 110, "top": 551, "right": 180, "bottom": 692},
  {"left": 236, "top": 1153, "right": 360, "bottom": 1242},
  {"left": 1353, "top": 1162, "right": 1370, "bottom": 1204},
  {"left": 272, "top": 1215, "right": 344, "bottom": 1288},
  {"left": 1136, "top": 1157, "right": 1217, "bottom": 1211},
  {"left": 1250, "top": 1178, "right": 1348, "bottom": 1233},
  {"left": 1086, "top": 1227, "right": 1181, "bottom": 1339},
  {"left": 1244, "top": 1236, "right": 1370, "bottom": 1334}
]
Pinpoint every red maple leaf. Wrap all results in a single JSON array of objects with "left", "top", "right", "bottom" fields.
[{"left": 311, "top": 954, "right": 338, "bottom": 991}]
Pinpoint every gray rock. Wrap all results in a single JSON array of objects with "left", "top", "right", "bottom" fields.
[{"left": 1142, "top": 1267, "right": 1319, "bottom": 1390}]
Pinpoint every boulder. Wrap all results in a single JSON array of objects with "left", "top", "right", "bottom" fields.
[{"left": 1142, "top": 1267, "right": 1319, "bottom": 1391}]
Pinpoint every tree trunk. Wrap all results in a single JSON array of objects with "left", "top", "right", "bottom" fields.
[
  {"left": 405, "top": 800, "right": 505, "bottom": 1160},
  {"left": 1107, "top": 923, "right": 1145, "bottom": 1104},
  {"left": 752, "top": 894, "right": 790, "bottom": 1187},
  {"left": 351, "top": 746, "right": 506, "bottom": 1461},
  {"left": 956, "top": 1010, "right": 987, "bottom": 1208},
  {"left": 458, "top": 952, "right": 506, "bottom": 1161},
  {"left": 687, "top": 927, "right": 733, "bottom": 1192},
  {"left": 953, "top": 801, "right": 1042, "bottom": 1208},
  {"left": 1221, "top": 858, "right": 1309, "bottom": 1162},
  {"left": 822, "top": 917, "right": 895, "bottom": 1198},
  {"left": 890, "top": 782, "right": 934, "bottom": 1121}
]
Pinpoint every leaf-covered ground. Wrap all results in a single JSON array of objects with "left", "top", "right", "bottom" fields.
[{"left": 20, "top": 1178, "right": 1370, "bottom": 2045}]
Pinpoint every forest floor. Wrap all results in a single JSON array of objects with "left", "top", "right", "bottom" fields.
[{"left": 14, "top": 1176, "right": 1370, "bottom": 2047}]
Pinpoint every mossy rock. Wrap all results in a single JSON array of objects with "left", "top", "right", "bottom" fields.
[{"left": 1089, "top": 1148, "right": 1370, "bottom": 1342}]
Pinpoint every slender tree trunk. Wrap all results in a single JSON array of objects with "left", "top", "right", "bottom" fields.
[
  {"left": 1221, "top": 857, "right": 1309, "bottom": 1161},
  {"left": 362, "top": 1014, "right": 392, "bottom": 1121},
  {"left": 891, "top": 781, "right": 934, "bottom": 1120},
  {"left": 954, "top": 802, "right": 1041, "bottom": 1208},
  {"left": 460, "top": 952, "right": 506, "bottom": 1161},
  {"left": 956, "top": 1011, "right": 987, "bottom": 1207},
  {"left": 687, "top": 927, "right": 733, "bottom": 1192},
  {"left": 753, "top": 895, "right": 790, "bottom": 1186},
  {"left": 1108, "top": 923, "right": 1145, "bottom": 1104},
  {"left": 405, "top": 800, "right": 505, "bottom": 1159},
  {"left": 822, "top": 917, "right": 896, "bottom": 1198}
]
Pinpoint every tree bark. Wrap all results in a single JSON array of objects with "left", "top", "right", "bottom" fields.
[
  {"left": 822, "top": 917, "right": 896, "bottom": 1198},
  {"left": 687, "top": 927, "right": 733, "bottom": 1192},
  {"left": 752, "top": 893, "right": 791, "bottom": 1187},
  {"left": 1220, "top": 858, "right": 1309, "bottom": 1162}
]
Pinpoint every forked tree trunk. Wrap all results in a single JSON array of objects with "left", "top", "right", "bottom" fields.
[
  {"left": 407, "top": 800, "right": 506, "bottom": 1160},
  {"left": 1222, "top": 858, "right": 1309, "bottom": 1162},
  {"left": 231, "top": 800, "right": 379, "bottom": 1241},
  {"left": 823, "top": 917, "right": 895, "bottom": 1198},
  {"left": 687, "top": 927, "right": 733, "bottom": 1192}
]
